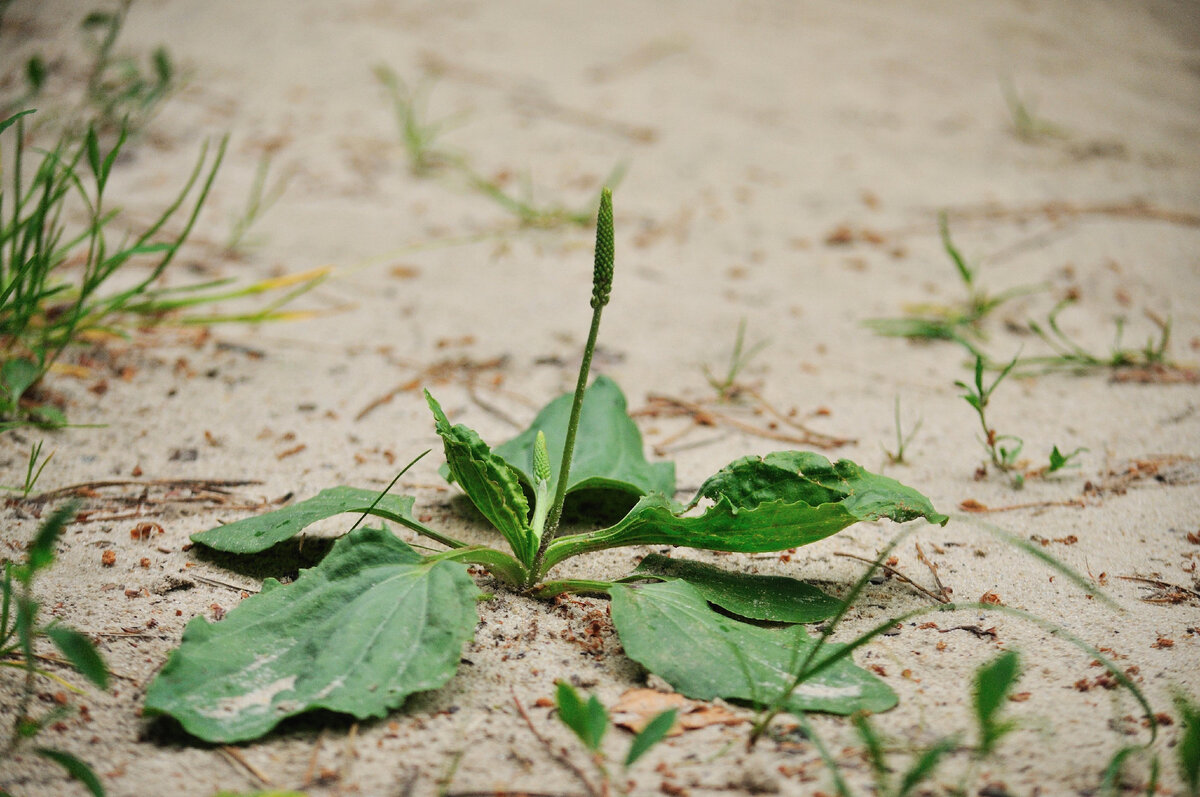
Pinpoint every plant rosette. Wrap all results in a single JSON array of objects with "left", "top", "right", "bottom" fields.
[{"left": 144, "top": 190, "right": 948, "bottom": 743}]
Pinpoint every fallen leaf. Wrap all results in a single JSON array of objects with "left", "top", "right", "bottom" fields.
[{"left": 611, "top": 688, "right": 745, "bottom": 736}]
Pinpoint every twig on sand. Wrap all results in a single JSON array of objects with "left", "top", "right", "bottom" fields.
[
  {"left": 915, "top": 542, "right": 952, "bottom": 602},
  {"left": 219, "top": 745, "right": 273, "bottom": 788},
  {"left": 834, "top": 551, "right": 948, "bottom": 605}
]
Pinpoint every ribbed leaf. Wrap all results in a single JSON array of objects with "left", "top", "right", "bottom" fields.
[
  {"left": 427, "top": 391, "right": 536, "bottom": 565},
  {"left": 191, "top": 487, "right": 419, "bottom": 554},
  {"left": 492, "top": 375, "right": 674, "bottom": 502},
  {"left": 632, "top": 554, "right": 841, "bottom": 624},
  {"left": 543, "top": 452, "right": 946, "bottom": 571},
  {"left": 610, "top": 579, "right": 896, "bottom": 716},
  {"left": 144, "top": 527, "right": 478, "bottom": 742}
]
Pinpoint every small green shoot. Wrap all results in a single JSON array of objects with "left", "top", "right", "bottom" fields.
[
  {"left": 1045, "top": 444, "right": 1086, "bottom": 475},
  {"left": 1002, "top": 78, "right": 1067, "bottom": 142},
  {"left": 554, "top": 681, "right": 676, "bottom": 795},
  {"left": 956, "top": 353, "right": 1025, "bottom": 486},
  {"left": 0, "top": 439, "right": 54, "bottom": 498},
  {"left": 374, "top": 66, "right": 625, "bottom": 229},
  {"left": 226, "top": 150, "right": 295, "bottom": 254},
  {"left": 703, "top": 317, "right": 770, "bottom": 401},
  {"left": 80, "top": 1, "right": 174, "bottom": 136},
  {"left": 883, "top": 395, "right": 922, "bottom": 465},
  {"left": 373, "top": 64, "right": 463, "bottom": 177},
  {"left": 1018, "top": 300, "right": 1181, "bottom": 376},
  {"left": 1, "top": 502, "right": 108, "bottom": 797},
  {"left": 864, "top": 212, "right": 1042, "bottom": 356},
  {"left": 797, "top": 651, "right": 1020, "bottom": 797},
  {"left": 462, "top": 161, "right": 627, "bottom": 230},
  {"left": 972, "top": 650, "right": 1020, "bottom": 759},
  {"left": 145, "top": 189, "right": 948, "bottom": 743}
]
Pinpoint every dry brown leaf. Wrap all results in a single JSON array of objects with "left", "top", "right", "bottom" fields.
[{"left": 611, "top": 688, "right": 746, "bottom": 736}]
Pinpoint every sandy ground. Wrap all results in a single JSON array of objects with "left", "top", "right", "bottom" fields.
[{"left": 2, "top": 1, "right": 1199, "bottom": 795}]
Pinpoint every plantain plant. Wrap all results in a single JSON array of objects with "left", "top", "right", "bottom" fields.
[{"left": 144, "top": 189, "right": 948, "bottom": 743}]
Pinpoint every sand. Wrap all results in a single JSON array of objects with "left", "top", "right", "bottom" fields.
[{"left": 2, "top": 1, "right": 1199, "bottom": 794}]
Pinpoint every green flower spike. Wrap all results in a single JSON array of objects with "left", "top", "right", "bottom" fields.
[{"left": 531, "top": 430, "right": 552, "bottom": 541}]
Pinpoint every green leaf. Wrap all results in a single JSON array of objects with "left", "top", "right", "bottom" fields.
[
  {"left": 609, "top": 580, "right": 896, "bottom": 716},
  {"left": 543, "top": 455, "right": 945, "bottom": 571},
  {"left": 555, "top": 681, "right": 608, "bottom": 752},
  {"left": 696, "top": 452, "right": 948, "bottom": 526},
  {"left": 1, "top": 357, "right": 40, "bottom": 407},
  {"left": 427, "top": 391, "right": 536, "bottom": 565},
  {"left": 973, "top": 650, "right": 1020, "bottom": 756},
  {"left": 45, "top": 626, "right": 108, "bottom": 690},
  {"left": 144, "top": 527, "right": 478, "bottom": 742},
  {"left": 626, "top": 708, "right": 676, "bottom": 767},
  {"left": 33, "top": 748, "right": 105, "bottom": 797},
  {"left": 896, "top": 736, "right": 957, "bottom": 797},
  {"left": 492, "top": 375, "right": 674, "bottom": 503},
  {"left": 24, "top": 502, "right": 77, "bottom": 576},
  {"left": 1175, "top": 692, "right": 1200, "bottom": 797},
  {"left": 190, "top": 486, "right": 419, "bottom": 553},
  {"left": 0, "top": 109, "right": 37, "bottom": 136},
  {"left": 632, "top": 554, "right": 841, "bottom": 624}
]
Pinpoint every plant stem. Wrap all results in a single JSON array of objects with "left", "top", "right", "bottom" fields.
[
  {"left": 544, "top": 308, "right": 603, "bottom": 537},
  {"left": 541, "top": 188, "right": 613, "bottom": 541}
]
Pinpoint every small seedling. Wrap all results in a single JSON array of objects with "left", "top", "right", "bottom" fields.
[
  {"left": 1, "top": 502, "right": 109, "bottom": 797},
  {"left": 1018, "top": 299, "right": 1180, "bottom": 376},
  {"left": 956, "top": 353, "right": 1026, "bottom": 487},
  {"left": 795, "top": 651, "right": 1020, "bottom": 797},
  {"left": 864, "top": 212, "right": 1042, "bottom": 357},
  {"left": 703, "top": 317, "right": 770, "bottom": 401},
  {"left": 1045, "top": 444, "right": 1086, "bottom": 475},
  {"left": 226, "top": 151, "right": 295, "bottom": 254},
  {"left": 554, "top": 681, "right": 675, "bottom": 796},
  {"left": 0, "top": 440, "right": 54, "bottom": 498},
  {"left": 1002, "top": 79, "right": 1067, "bottom": 142},
  {"left": 374, "top": 66, "right": 625, "bottom": 229},
  {"left": 144, "top": 189, "right": 949, "bottom": 743},
  {"left": 80, "top": 1, "right": 174, "bottom": 136},
  {"left": 462, "top": 161, "right": 628, "bottom": 230},
  {"left": 882, "top": 396, "right": 922, "bottom": 466},
  {"left": 373, "top": 64, "right": 464, "bottom": 177}
]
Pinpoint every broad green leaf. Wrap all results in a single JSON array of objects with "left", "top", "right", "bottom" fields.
[
  {"left": 696, "top": 452, "right": 949, "bottom": 526},
  {"left": 545, "top": 452, "right": 946, "bottom": 570},
  {"left": 144, "top": 527, "right": 478, "bottom": 742},
  {"left": 427, "top": 391, "right": 536, "bottom": 565},
  {"left": 33, "top": 748, "right": 105, "bottom": 797},
  {"left": 626, "top": 709, "right": 676, "bottom": 767},
  {"left": 492, "top": 375, "right": 674, "bottom": 502},
  {"left": 632, "top": 554, "right": 840, "bottom": 624},
  {"left": 973, "top": 650, "right": 1019, "bottom": 756},
  {"left": 609, "top": 580, "right": 896, "bottom": 716},
  {"left": 555, "top": 681, "right": 608, "bottom": 752},
  {"left": 44, "top": 626, "right": 108, "bottom": 690},
  {"left": 191, "top": 487, "right": 418, "bottom": 554},
  {"left": 1, "top": 357, "right": 40, "bottom": 406}
]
